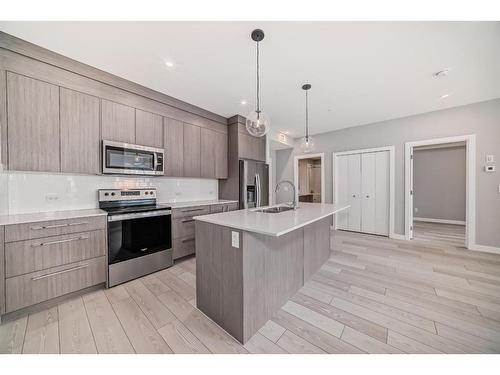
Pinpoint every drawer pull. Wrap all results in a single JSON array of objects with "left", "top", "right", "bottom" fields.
[
  {"left": 182, "top": 237, "right": 195, "bottom": 243},
  {"left": 31, "top": 263, "right": 89, "bottom": 281},
  {"left": 181, "top": 208, "right": 205, "bottom": 213},
  {"left": 31, "top": 235, "right": 89, "bottom": 247},
  {"left": 30, "top": 221, "right": 89, "bottom": 230},
  {"left": 181, "top": 219, "right": 195, "bottom": 223}
]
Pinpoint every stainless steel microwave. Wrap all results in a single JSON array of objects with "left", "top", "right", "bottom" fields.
[{"left": 102, "top": 140, "right": 165, "bottom": 176}]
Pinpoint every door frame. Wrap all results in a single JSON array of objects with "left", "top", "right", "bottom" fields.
[
  {"left": 405, "top": 134, "right": 476, "bottom": 249},
  {"left": 332, "top": 146, "right": 396, "bottom": 238},
  {"left": 293, "top": 153, "right": 326, "bottom": 204}
]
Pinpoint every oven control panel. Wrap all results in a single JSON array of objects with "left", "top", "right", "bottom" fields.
[{"left": 98, "top": 188, "right": 156, "bottom": 202}]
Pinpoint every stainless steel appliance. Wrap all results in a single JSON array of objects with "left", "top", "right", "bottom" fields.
[
  {"left": 99, "top": 188, "right": 172, "bottom": 287},
  {"left": 102, "top": 140, "right": 164, "bottom": 176},
  {"left": 239, "top": 159, "right": 269, "bottom": 209}
]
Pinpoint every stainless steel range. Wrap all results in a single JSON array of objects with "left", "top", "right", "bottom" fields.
[{"left": 99, "top": 188, "right": 172, "bottom": 287}]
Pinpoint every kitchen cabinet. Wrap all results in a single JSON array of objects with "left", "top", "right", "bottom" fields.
[
  {"left": 7, "top": 72, "right": 60, "bottom": 172},
  {"left": 163, "top": 117, "right": 184, "bottom": 177},
  {"left": 172, "top": 205, "right": 211, "bottom": 260},
  {"left": 135, "top": 109, "right": 163, "bottom": 148},
  {"left": 0, "top": 226, "right": 5, "bottom": 315},
  {"left": 101, "top": 99, "right": 136, "bottom": 143},
  {"left": 238, "top": 132, "right": 266, "bottom": 162},
  {"left": 215, "top": 131, "right": 228, "bottom": 179},
  {"left": 200, "top": 128, "right": 216, "bottom": 178},
  {"left": 60, "top": 88, "right": 100, "bottom": 174},
  {"left": 183, "top": 123, "right": 201, "bottom": 177}
]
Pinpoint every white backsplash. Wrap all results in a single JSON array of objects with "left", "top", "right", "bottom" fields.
[{"left": 1, "top": 171, "right": 218, "bottom": 215}]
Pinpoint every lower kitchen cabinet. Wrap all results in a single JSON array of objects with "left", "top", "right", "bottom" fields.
[{"left": 0, "top": 226, "right": 5, "bottom": 315}]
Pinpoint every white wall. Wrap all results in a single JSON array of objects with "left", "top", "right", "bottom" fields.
[
  {"left": 0, "top": 171, "right": 218, "bottom": 215},
  {"left": 275, "top": 98, "right": 500, "bottom": 248}
]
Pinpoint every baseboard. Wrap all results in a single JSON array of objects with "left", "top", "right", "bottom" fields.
[
  {"left": 414, "top": 217, "right": 465, "bottom": 225},
  {"left": 389, "top": 233, "right": 406, "bottom": 240},
  {"left": 469, "top": 244, "right": 500, "bottom": 255}
]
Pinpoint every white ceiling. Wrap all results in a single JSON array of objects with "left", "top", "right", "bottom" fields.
[{"left": 1, "top": 21, "right": 499, "bottom": 138}]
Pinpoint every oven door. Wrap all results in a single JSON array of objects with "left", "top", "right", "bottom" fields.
[
  {"left": 107, "top": 210, "right": 172, "bottom": 265},
  {"left": 102, "top": 140, "right": 164, "bottom": 176}
]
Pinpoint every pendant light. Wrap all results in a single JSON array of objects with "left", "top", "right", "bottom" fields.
[
  {"left": 300, "top": 83, "right": 315, "bottom": 153},
  {"left": 246, "top": 29, "right": 270, "bottom": 137}
]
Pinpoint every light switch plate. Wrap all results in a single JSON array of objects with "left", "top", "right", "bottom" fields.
[{"left": 231, "top": 231, "right": 240, "bottom": 248}]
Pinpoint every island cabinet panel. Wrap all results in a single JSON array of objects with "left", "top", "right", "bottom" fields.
[
  {"left": 214, "top": 131, "right": 228, "bottom": 179},
  {"left": 7, "top": 72, "right": 60, "bottom": 172},
  {"left": 163, "top": 117, "right": 184, "bottom": 177},
  {"left": 183, "top": 123, "right": 201, "bottom": 177},
  {"left": 60, "top": 88, "right": 100, "bottom": 174},
  {"left": 135, "top": 109, "right": 163, "bottom": 148},
  {"left": 0, "top": 226, "right": 5, "bottom": 315},
  {"left": 200, "top": 127, "right": 216, "bottom": 178},
  {"left": 101, "top": 99, "right": 136, "bottom": 143},
  {"left": 303, "top": 217, "right": 331, "bottom": 280}
]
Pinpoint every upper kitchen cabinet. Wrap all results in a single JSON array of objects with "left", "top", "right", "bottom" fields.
[
  {"left": 214, "top": 131, "right": 228, "bottom": 179},
  {"left": 60, "top": 88, "right": 100, "bottom": 174},
  {"left": 200, "top": 127, "right": 216, "bottom": 178},
  {"left": 163, "top": 117, "right": 184, "bottom": 177},
  {"left": 101, "top": 99, "right": 136, "bottom": 144},
  {"left": 183, "top": 123, "right": 201, "bottom": 177},
  {"left": 7, "top": 72, "right": 60, "bottom": 172},
  {"left": 238, "top": 131, "right": 266, "bottom": 162},
  {"left": 135, "top": 109, "right": 163, "bottom": 148}
]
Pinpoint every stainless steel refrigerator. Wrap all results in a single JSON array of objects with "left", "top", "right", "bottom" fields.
[{"left": 239, "top": 159, "right": 269, "bottom": 209}]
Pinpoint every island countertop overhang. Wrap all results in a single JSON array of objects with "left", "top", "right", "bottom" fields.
[{"left": 194, "top": 202, "right": 350, "bottom": 237}]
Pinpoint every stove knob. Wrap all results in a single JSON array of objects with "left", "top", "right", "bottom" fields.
[
  {"left": 145, "top": 191, "right": 149, "bottom": 195},
  {"left": 111, "top": 192, "right": 115, "bottom": 196},
  {"left": 150, "top": 191, "right": 154, "bottom": 195},
  {"left": 104, "top": 192, "right": 109, "bottom": 196}
]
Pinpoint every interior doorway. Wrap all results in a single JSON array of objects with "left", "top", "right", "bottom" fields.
[
  {"left": 293, "top": 153, "right": 325, "bottom": 204},
  {"left": 405, "top": 134, "right": 476, "bottom": 249}
]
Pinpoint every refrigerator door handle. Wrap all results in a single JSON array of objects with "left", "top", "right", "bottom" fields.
[{"left": 256, "top": 173, "right": 261, "bottom": 207}]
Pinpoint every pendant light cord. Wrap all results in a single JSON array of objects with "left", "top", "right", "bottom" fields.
[
  {"left": 256, "top": 41, "right": 260, "bottom": 116},
  {"left": 305, "top": 90, "right": 309, "bottom": 141}
]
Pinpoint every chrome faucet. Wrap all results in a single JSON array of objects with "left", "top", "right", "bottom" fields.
[{"left": 275, "top": 180, "right": 297, "bottom": 209}]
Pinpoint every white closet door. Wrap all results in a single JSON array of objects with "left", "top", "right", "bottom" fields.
[
  {"left": 347, "top": 153, "right": 362, "bottom": 232},
  {"left": 374, "top": 151, "right": 390, "bottom": 235},
  {"left": 361, "top": 152, "right": 376, "bottom": 233},
  {"left": 336, "top": 155, "right": 350, "bottom": 230}
]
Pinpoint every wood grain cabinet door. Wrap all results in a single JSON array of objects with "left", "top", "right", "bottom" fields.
[
  {"left": 101, "top": 99, "right": 135, "bottom": 143},
  {"left": 183, "top": 123, "right": 201, "bottom": 177},
  {"left": 7, "top": 72, "right": 60, "bottom": 172},
  {"left": 135, "top": 109, "right": 163, "bottom": 148},
  {"left": 215, "top": 131, "right": 228, "bottom": 179},
  {"left": 60, "top": 88, "right": 100, "bottom": 174},
  {"left": 200, "top": 128, "right": 216, "bottom": 178},
  {"left": 163, "top": 117, "right": 184, "bottom": 177}
]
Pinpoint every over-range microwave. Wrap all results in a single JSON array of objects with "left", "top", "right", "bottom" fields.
[{"left": 102, "top": 140, "right": 165, "bottom": 176}]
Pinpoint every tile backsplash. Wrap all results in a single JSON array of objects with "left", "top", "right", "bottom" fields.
[{"left": 0, "top": 171, "right": 218, "bottom": 215}]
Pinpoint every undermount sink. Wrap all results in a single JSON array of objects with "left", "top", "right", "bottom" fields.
[{"left": 253, "top": 206, "right": 295, "bottom": 213}]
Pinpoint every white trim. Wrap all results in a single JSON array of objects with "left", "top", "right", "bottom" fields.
[
  {"left": 469, "top": 244, "right": 500, "bottom": 256},
  {"left": 332, "top": 145, "right": 395, "bottom": 238},
  {"left": 293, "top": 153, "right": 325, "bottom": 204},
  {"left": 405, "top": 134, "right": 476, "bottom": 250},
  {"left": 389, "top": 233, "right": 406, "bottom": 240},
  {"left": 414, "top": 217, "right": 466, "bottom": 225}
]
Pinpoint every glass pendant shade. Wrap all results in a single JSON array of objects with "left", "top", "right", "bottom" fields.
[
  {"left": 246, "top": 110, "right": 270, "bottom": 137},
  {"left": 300, "top": 136, "right": 315, "bottom": 153}
]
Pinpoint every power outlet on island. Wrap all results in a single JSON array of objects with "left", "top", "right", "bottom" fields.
[{"left": 231, "top": 231, "right": 240, "bottom": 248}]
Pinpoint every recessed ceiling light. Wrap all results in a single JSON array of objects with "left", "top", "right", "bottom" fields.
[
  {"left": 165, "top": 61, "right": 175, "bottom": 68},
  {"left": 440, "top": 93, "right": 451, "bottom": 99},
  {"left": 240, "top": 100, "right": 247, "bottom": 105},
  {"left": 434, "top": 69, "right": 450, "bottom": 78}
]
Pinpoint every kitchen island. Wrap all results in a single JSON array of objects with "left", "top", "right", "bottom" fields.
[{"left": 194, "top": 202, "right": 349, "bottom": 344}]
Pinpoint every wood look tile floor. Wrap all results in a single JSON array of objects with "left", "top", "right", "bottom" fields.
[{"left": 2, "top": 225, "right": 500, "bottom": 354}]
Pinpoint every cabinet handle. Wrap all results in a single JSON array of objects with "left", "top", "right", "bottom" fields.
[
  {"left": 182, "top": 237, "right": 195, "bottom": 243},
  {"left": 181, "top": 219, "right": 195, "bottom": 223},
  {"left": 68, "top": 221, "right": 89, "bottom": 226},
  {"left": 30, "top": 221, "right": 89, "bottom": 230},
  {"left": 31, "top": 235, "right": 89, "bottom": 247},
  {"left": 31, "top": 263, "right": 89, "bottom": 281},
  {"left": 181, "top": 208, "right": 205, "bottom": 213}
]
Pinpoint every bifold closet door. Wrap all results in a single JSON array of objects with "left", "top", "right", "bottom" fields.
[
  {"left": 336, "top": 155, "right": 350, "bottom": 230},
  {"left": 336, "top": 154, "right": 361, "bottom": 232},
  {"left": 361, "top": 151, "right": 389, "bottom": 235}
]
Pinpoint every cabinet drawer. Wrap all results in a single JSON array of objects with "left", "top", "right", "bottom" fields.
[
  {"left": 5, "top": 230, "right": 106, "bottom": 278},
  {"left": 5, "top": 256, "right": 106, "bottom": 313},
  {"left": 173, "top": 236, "right": 196, "bottom": 260},
  {"left": 210, "top": 204, "right": 224, "bottom": 214},
  {"left": 172, "top": 205, "right": 210, "bottom": 219},
  {"left": 172, "top": 218, "right": 195, "bottom": 239},
  {"left": 5, "top": 215, "right": 106, "bottom": 242},
  {"left": 226, "top": 202, "right": 239, "bottom": 211}
]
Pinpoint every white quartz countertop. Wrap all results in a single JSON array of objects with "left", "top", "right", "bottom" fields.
[
  {"left": 0, "top": 208, "right": 107, "bottom": 226},
  {"left": 194, "top": 203, "right": 350, "bottom": 237},
  {"left": 162, "top": 199, "right": 238, "bottom": 209}
]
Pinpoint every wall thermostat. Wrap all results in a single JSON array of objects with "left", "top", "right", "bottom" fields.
[{"left": 485, "top": 165, "right": 496, "bottom": 172}]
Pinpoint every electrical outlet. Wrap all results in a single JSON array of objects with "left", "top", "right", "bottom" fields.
[
  {"left": 45, "top": 194, "right": 59, "bottom": 202},
  {"left": 231, "top": 231, "right": 240, "bottom": 248}
]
